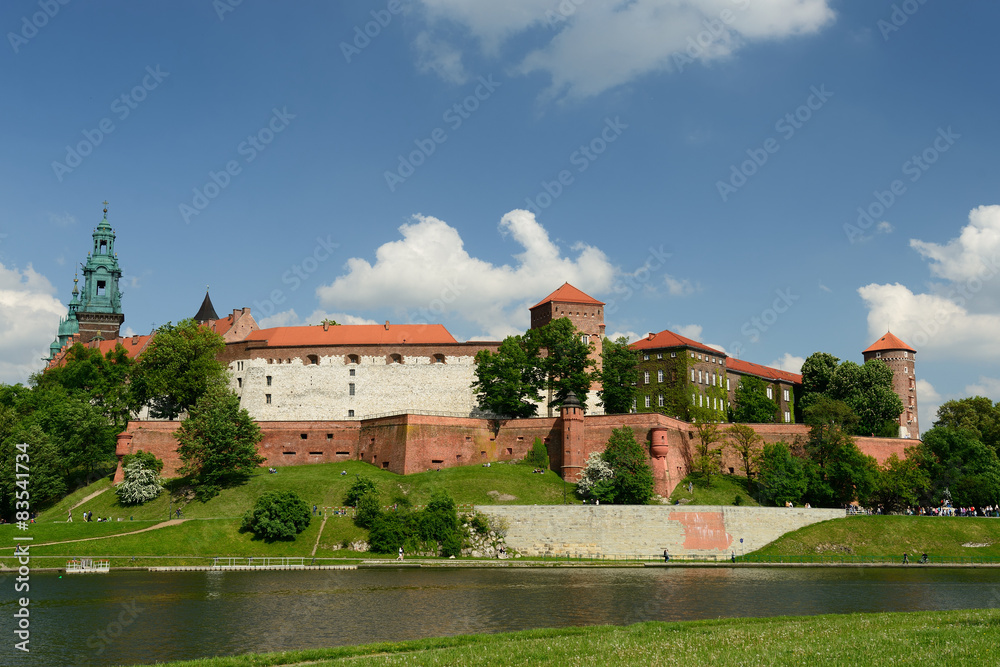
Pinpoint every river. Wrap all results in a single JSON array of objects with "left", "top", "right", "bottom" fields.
[{"left": 7, "top": 566, "right": 1000, "bottom": 666}]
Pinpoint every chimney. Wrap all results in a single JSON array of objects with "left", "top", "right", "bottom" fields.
[
  {"left": 647, "top": 332, "right": 654, "bottom": 340},
  {"left": 132, "top": 335, "right": 139, "bottom": 345},
  {"left": 384, "top": 320, "right": 390, "bottom": 330},
  {"left": 323, "top": 321, "right": 329, "bottom": 332}
]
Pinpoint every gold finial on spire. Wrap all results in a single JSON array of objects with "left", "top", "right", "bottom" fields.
[{"left": 102, "top": 200, "right": 109, "bottom": 217}]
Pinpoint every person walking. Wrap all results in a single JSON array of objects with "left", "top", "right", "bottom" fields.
[
  {"left": 397, "top": 546, "right": 404, "bottom": 561},
  {"left": 67, "top": 509, "right": 72, "bottom": 522},
  {"left": 902, "top": 553, "right": 909, "bottom": 565}
]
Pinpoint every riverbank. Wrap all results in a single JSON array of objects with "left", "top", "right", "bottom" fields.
[{"left": 137, "top": 607, "right": 1000, "bottom": 666}]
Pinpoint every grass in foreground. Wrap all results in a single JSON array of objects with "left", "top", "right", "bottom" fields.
[
  {"left": 754, "top": 515, "right": 1000, "bottom": 560},
  {"left": 140, "top": 608, "right": 1000, "bottom": 666},
  {"left": 668, "top": 472, "right": 759, "bottom": 507}
]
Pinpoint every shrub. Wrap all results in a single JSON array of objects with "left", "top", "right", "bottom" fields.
[
  {"left": 240, "top": 490, "right": 311, "bottom": 541},
  {"left": 734, "top": 494, "right": 744, "bottom": 506},
  {"left": 470, "top": 513, "right": 489, "bottom": 534},
  {"left": 521, "top": 437, "right": 550, "bottom": 469},
  {"left": 344, "top": 475, "right": 378, "bottom": 507},
  {"left": 354, "top": 492, "right": 382, "bottom": 529},
  {"left": 115, "top": 459, "right": 164, "bottom": 506},
  {"left": 367, "top": 512, "right": 407, "bottom": 554}
]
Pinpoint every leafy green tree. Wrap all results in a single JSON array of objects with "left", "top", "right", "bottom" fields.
[
  {"left": 354, "top": 492, "right": 382, "bottom": 529},
  {"left": 29, "top": 385, "right": 118, "bottom": 476},
  {"left": 34, "top": 342, "right": 139, "bottom": 429},
  {"left": 869, "top": 451, "right": 930, "bottom": 513},
  {"left": 799, "top": 352, "right": 840, "bottom": 411},
  {"left": 240, "top": 490, "right": 311, "bottom": 541},
  {"left": 919, "top": 426, "right": 1000, "bottom": 508},
  {"left": 115, "top": 458, "right": 164, "bottom": 506},
  {"left": 830, "top": 360, "right": 903, "bottom": 437},
  {"left": 344, "top": 475, "right": 378, "bottom": 507},
  {"left": 756, "top": 442, "right": 807, "bottom": 506},
  {"left": 175, "top": 385, "right": 265, "bottom": 499},
  {"left": 598, "top": 336, "right": 639, "bottom": 414},
  {"left": 0, "top": 420, "right": 67, "bottom": 520},
  {"left": 600, "top": 426, "right": 655, "bottom": 504},
  {"left": 471, "top": 336, "right": 542, "bottom": 418},
  {"left": 133, "top": 319, "right": 227, "bottom": 419},
  {"left": 122, "top": 449, "right": 164, "bottom": 474},
  {"left": 730, "top": 376, "right": 778, "bottom": 423},
  {"left": 526, "top": 318, "right": 596, "bottom": 411},
  {"left": 726, "top": 423, "right": 763, "bottom": 479},
  {"left": 934, "top": 397, "right": 1000, "bottom": 455},
  {"left": 801, "top": 421, "right": 878, "bottom": 507},
  {"left": 691, "top": 410, "right": 726, "bottom": 487},
  {"left": 367, "top": 511, "right": 407, "bottom": 554},
  {"left": 521, "top": 437, "right": 550, "bottom": 469}
]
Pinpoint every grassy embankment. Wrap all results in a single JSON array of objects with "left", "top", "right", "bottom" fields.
[
  {"left": 0, "top": 460, "right": 573, "bottom": 567},
  {"left": 753, "top": 514, "right": 1000, "bottom": 560},
  {"left": 667, "top": 472, "right": 759, "bottom": 506},
  {"left": 138, "top": 608, "right": 1000, "bottom": 666}
]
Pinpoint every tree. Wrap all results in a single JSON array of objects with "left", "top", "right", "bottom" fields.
[
  {"left": 577, "top": 451, "right": 615, "bottom": 502},
  {"left": 799, "top": 352, "right": 839, "bottom": 410},
  {"left": 726, "top": 423, "right": 763, "bottom": 479},
  {"left": 730, "top": 376, "right": 778, "bottom": 423},
  {"left": 756, "top": 442, "right": 807, "bottom": 506},
  {"left": 471, "top": 336, "right": 542, "bottom": 418},
  {"left": 598, "top": 336, "right": 639, "bottom": 414},
  {"left": 0, "top": 420, "right": 66, "bottom": 520},
  {"left": 691, "top": 411, "right": 726, "bottom": 487},
  {"left": 133, "top": 319, "right": 227, "bottom": 419},
  {"left": 919, "top": 426, "right": 1000, "bottom": 508},
  {"left": 869, "top": 451, "right": 930, "bottom": 513},
  {"left": 175, "top": 384, "right": 265, "bottom": 499},
  {"left": 801, "top": 420, "right": 878, "bottom": 507},
  {"left": 934, "top": 397, "right": 1000, "bottom": 455},
  {"left": 344, "top": 475, "right": 378, "bottom": 507},
  {"left": 527, "top": 318, "right": 596, "bottom": 411},
  {"left": 521, "top": 437, "right": 549, "bottom": 469},
  {"left": 600, "top": 426, "right": 655, "bottom": 504},
  {"left": 115, "top": 455, "right": 164, "bottom": 506},
  {"left": 798, "top": 352, "right": 903, "bottom": 436},
  {"left": 240, "top": 490, "right": 311, "bottom": 541}
]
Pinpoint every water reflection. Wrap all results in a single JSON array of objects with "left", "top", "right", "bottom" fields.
[{"left": 9, "top": 567, "right": 1000, "bottom": 666}]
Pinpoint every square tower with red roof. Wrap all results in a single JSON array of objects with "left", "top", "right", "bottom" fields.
[{"left": 529, "top": 283, "right": 606, "bottom": 371}]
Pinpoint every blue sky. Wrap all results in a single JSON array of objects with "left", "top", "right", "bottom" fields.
[{"left": 2, "top": 0, "right": 998, "bottom": 432}]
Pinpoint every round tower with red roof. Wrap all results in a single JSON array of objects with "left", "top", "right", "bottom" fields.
[{"left": 863, "top": 332, "right": 918, "bottom": 438}]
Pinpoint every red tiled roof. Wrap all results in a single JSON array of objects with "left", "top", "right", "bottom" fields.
[
  {"left": 630, "top": 329, "right": 721, "bottom": 356},
  {"left": 531, "top": 283, "right": 604, "bottom": 309},
  {"left": 243, "top": 323, "right": 458, "bottom": 347},
  {"left": 727, "top": 357, "right": 802, "bottom": 384},
  {"left": 863, "top": 331, "right": 916, "bottom": 354}
]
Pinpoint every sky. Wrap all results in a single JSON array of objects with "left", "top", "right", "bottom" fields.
[{"left": 2, "top": 1, "right": 999, "bottom": 434}]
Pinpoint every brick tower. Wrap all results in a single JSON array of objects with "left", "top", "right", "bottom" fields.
[
  {"left": 863, "top": 332, "right": 918, "bottom": 438},
  {"left": 529, "top": 283, "right": 605, "bottom": 369}
]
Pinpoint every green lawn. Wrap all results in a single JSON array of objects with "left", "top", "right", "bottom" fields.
[
  {"left": 668, "top": 472, "right": 759, "bottom": 507},
  {"left": 138, "top": 608, "right": 1000, "bottom": 666},
  {"left": 752, "top": 515, "right": 1000, "bottom": 559}
]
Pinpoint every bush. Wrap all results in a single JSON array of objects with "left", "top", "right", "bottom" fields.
[
  {"left": 115, "top": 459, "right": 164, "bottom": 506},
  {"left": 734, "top": 494, "right": 744, "bottom": 506},
  {"left": 470, "top": 513, "right": 489, "bottom": 534},
  {"left": 240, "top": 490, "right": 311, "bottom": 541},
  {"left": 354, "top": 492, "right": 382, "bottom": 529},
  {"left": 344, "top": 475, "right": 378, "bottom": 507},
  {"left": 521, "top": 437, "right": 550, "bottom": 469},
  {"left": 367, "top": 512, "right": 408, "bottom": 554}
]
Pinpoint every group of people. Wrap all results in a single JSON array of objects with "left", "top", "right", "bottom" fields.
[
  {"left": 69, "top": 510, "right": 112, "bottom": 522},
  {"left": 902, "top": 553, "right": 930, "bottom": 564}
]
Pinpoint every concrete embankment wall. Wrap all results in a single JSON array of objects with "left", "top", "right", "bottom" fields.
[{"left": 476, "top": 505, "right": 843, "bottom": 558}]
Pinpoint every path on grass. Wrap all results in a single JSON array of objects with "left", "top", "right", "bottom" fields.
[
  {"left": 311, "top": 515, "right": 327, "bottom": 557},
  {"left": 0, "top": 519, "right": 185, "bottom": 551},
  {"left": 70, "top": 486, "right": 109, "bottom": 510}
]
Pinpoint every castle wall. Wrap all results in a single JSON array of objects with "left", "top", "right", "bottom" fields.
[{"left": 476, "top": 505, "right": 844, "bottom": 557}]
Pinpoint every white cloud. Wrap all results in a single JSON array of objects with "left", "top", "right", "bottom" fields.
[
  {"left": 875, "top": 221, "right": 893, "bottom": 234},
  {"left": 917, "top": 378, "right": 941, "bottom": 435},
  {"left": 673, "top": 324, "right": 703, "bottom": 340},
  {"left": 964, "top": 376, "right": 1000, "bottom": 400},
  {"left": 607, "top": 330, "right": 642, "bottom": 343},
  {"left": 0, "top": 263, "right": 66, "bottom": 384},
  {"left": 416, "top": 0, "right": 835, "bottom": 98},
  {"left": 818, "top": 282, "right": 832, "bottom": 293},
  {"left": 315, "top": 209, "right": 615, "bottom": 339},
  {"left": 259, "top": 309, "right": 378, "bottom": 329},
  {"left": 858, "top": 205, "right": 1000, "bottom": 361},
  {"left": 706, "top": 343, "right": 727, "bottom": 354},
  {"left": 770, "top": 353, "right": 805, "bottom": 374},
  {"left": 910, "top": 205, "right": 1000, "bottom": 285},
  {"left": 49, "top": 212, "right": 77, "bottom": 227},
  {"left": 414, "top": 31, "right": 468, "bottom": 84},
  {"left": 664, "top": 274, "right": 698, "bottom": 297}
]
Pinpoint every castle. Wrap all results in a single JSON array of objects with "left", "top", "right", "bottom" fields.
[{"left": 47, "top": 209, "right": 918, "bottom": 495}]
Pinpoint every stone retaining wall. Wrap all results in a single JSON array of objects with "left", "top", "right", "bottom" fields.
[{"left": 475, "top": 505, "right": 843, "bottom": 558}]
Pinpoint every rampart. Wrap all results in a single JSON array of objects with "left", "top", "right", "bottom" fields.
[{"left": 475, "top": 505, "right": 845, "bottom": 557}]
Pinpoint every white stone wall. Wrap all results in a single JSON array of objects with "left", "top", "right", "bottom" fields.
[{"left": 230, "top": 353, "right": 482, "bottom": 420}]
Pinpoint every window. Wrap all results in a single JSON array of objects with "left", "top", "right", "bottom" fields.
[
  {"left": 581, "top": 334, "right": 589, "bottom": 344},
  {"left": 237, "top": 378, "right": 242, "bottom": 388},
  {"left": 307, "top": 354, "right": 319, "bottom": 365},
  {"left": 266, "top": 375, "right": 272, "bottom": 386},
  {"left": 691, "top": 393, "right": 696, "bottom": 404},
  {"left": 433, "top": 354, "right": 446, "bottom": 364},
  {"left": 766, "top": 387, "right": 773, "bottom": 399},
  {"left": 99, "top": 240, "right": 107, "bottom": 254},
  {"left": 904, "top": 366, "right": 908, "bottom": 373},
  {"left": 711, "top": 373, "right": 716, "bottom": 387},
  {"left": 699, "top": 394, "right": 703, "bottom": 407},
  {"left": 904, "top": 351, "right": 908, "bottom": 358},
  {"left": 876, "top": 352, "right": 882, "bottom": 358},
  {"left": 644, "top": 371, "right": 650, "bottom": 384},
  {"left": 348, "top": 409, "right": 355, "bottom": 417},
  {"left": 657, "top": 370, "right": 664, "bottom": 383},
  {"left": 783, "top": 389, "right": 790, "bottom": 402},
  {"left": 644, "top": 395, "right": 651, "bottom": 408},
  {"left": 97, "top": 280, "right": 106, "bottom": 296},
  {"left": 784, "top": 411, "right": 791, "bottom": 423},
  {"left": 726, "top": 378, "right": 730, "bottom": 391},
  {"left": 388, "top": 354, "right": 402, "bottom": 364},
  {"left": 349, "top": 383, "right": 355, "bottom": 396},
  {"left": 265, "top": 394, "right": 271, "bottom": 404},
  {"left": 632, "top": 398, "right": 637, "bottom": 410},
  {"left": 713, "top": 397, "right": 717, "bottom": 410},
  {"left": 657, "top": 353, "right": 662, "bottom": 360},
  {"left": 658, "top": 394, "right": 664, "bottom": 407},
  {"left": 691, "top": 369, "right": 695, "bottom": 382},
  {"left": 300, "top": 433, "right": 308, "bottom": 440},
  {"left": 698, "top": 370, "right": 703, "bottom": 383},
  {"left": 347, "top": 354, "right": 359, "bottom": 364},
  {"left": 698, "top": 354, "right": 702, "bottom": 360},
  {"left": 643, "top": 354, "right": 649, "bottom": 360},
  {"left": 671, "top": 352, "right": 676, "bottom": 358},
  {"left": 349, "top": 369, "right": 355, "bottom": 376}
]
